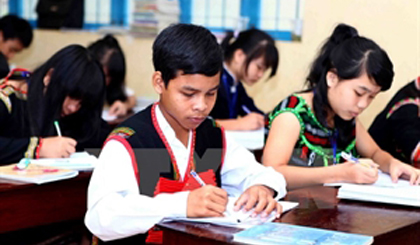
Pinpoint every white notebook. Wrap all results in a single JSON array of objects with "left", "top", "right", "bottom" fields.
[
  {"left": 29, "top": 152, "right": 98, "bottom": 171},
  {"left": 164, "top": 197, "right": 298, "bottom": 229},
  {"left": 336, "top": 172, "right": 420, "bottom": 207},
  {"left": 225, "top": 127, "right": 265, "bottom": 150},
  {"left": 325, "top": 171, "right": 412, "bottom": 188}
]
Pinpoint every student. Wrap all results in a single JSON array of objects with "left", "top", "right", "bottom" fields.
[
  {"left": 0, "top": 14, "right": 33, "bottom": 60},
  {"left": 263, "top": 23, "right": 420, "bottom": 190},
  {"left": 0, "top": 44, "right": 109, "bottom": 164},
  {"left": 85, "top": 24, "right": 286, "bottom": 244},
  {"left": 369, "top": 77, "right": 420, "bottom": 164},
  {"left": 210, "top": 29, "right": 279, "bottom": 130},
  {"left": 88, "top": 34, "right": 136, "bottom": 117}
]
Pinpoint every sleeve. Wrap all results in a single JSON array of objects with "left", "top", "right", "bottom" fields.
[
  {"left": 388, "top": 104, "right": 420, "bottom": 163},
  {"left": 84, "top": 139, "right": 190, "bottom": 242},
  {"left": 220, "top": 133, "right": 287, "bottom": 199},
  {"left": 237, "top": 83, "right": 264, "bottom": 116},
  {"left": 0, "top": 99, "right": 38, "bottom": 164},
  {"left": 124, "top": 87, "right": 135, "bottom": 97}
]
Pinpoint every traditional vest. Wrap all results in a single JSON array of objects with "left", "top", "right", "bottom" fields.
[{"left": 99, "top": 103, "right": 226, "bottom": 244}]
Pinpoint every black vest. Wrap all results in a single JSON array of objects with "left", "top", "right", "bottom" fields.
[{"left": 100, "top": 104, "right": 225, "bottom": 244}]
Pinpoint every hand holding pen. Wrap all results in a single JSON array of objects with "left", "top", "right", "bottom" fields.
[
  {"left": 238, "top": 106, "right": 265, "bottom": 130},
  {"left": 339, "top": 152, "right": 379, "bottom": 184},
  {"left": 38, "top": 121, "right": 77, "bottom": 158},
  {"left": 340, "top": 152, "right": 379, "bottom": 169},
  {"left": 187, "top": 170, "right": 228, "bottom": 218}
]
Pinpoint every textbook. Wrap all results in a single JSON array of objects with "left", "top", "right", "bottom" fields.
[
  {"left": 335, "top": 171, "right": 420, "bottom": 207},
  {"left": 233, "top": 222, "right": 373, "bottom": 245},
  {"left": 29, "top": 152, "right": 98, "bottom": 171},
  {"left": 164, "top": 197, "right": 298, "bottom": 229},
  {"left": 0, "top": 163, "right": 78, "bottom": 184}
]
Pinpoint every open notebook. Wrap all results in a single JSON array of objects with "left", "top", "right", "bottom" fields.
[
  {"left": 333, "top": 171, "right": 420, "bottom": 207},
  {"left": 164, "top": 197, "right": 298, "bottom": 229},
  {"left": 29, "top": 152, "right": 98, "bottom": 171}
]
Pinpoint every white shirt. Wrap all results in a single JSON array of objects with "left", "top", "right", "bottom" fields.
[{"left": 85, "top": 105, "right": 286, "bottom": 241}]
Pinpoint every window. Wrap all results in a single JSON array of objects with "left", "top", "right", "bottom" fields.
[
  {"left": 4, "top": 0, "right": 130, "bottom": 30},
  {"left": 180, "top": 0, "right": 304, "bottom": 41}
]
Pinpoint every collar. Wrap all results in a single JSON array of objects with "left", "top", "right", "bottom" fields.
[
  {"left": 155, "top": 104, "right": 192, "bottom": 149},
  {"left": 223, "top": 63, "right": 239, "bottom": 86}
]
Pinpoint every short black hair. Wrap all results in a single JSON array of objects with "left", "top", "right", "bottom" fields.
[
  {"left": 0, "top": 15, "right": 33, "bottom": 47},
  {"left": 153, "top": 23, "right": 223, "bottom": 86},
  {"left": 221, "top": 29, "right": 279, "bottom": 78}
]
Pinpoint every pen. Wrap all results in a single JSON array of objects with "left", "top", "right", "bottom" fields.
[
  {"left": 190, "top": 170, "right": 206, "bottom": 186},
  {"left": 340, "top": 152, "right": 359, "bottom": 163},
  {"left": 242, "top": 105, "right": 251, "bottom": 114},
  {"left": 54, "top": 121, "right": 62, "bottom": 137}
]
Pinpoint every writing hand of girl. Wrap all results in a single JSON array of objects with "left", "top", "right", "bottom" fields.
[
  {"left": 340, "top": 160, "right": 379, "bottom": 184},
  {"left": 39, "top": 136, "right": 77, "bottom": 158},
  {"left": 109, "top": 100, "right": 128, "bottom": 117},
  {"left": 239, "top": 112, "right": 264, "bottom": 130}
]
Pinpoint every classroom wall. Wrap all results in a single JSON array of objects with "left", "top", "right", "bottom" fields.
[{"left": 12, "top": 0, "right": 420, "bottom": 127}]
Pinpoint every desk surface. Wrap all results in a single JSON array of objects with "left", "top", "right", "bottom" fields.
[
  {"left": 158, "top": 186, "right": 420, "bottom": 245},
  {"left": 0, "top": 172, "right": 91, "bottom": 234}
]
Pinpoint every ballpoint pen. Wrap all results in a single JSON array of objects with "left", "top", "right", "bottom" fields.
[{"left": 190, "top": 170, "right": 206, "bottom": 186}]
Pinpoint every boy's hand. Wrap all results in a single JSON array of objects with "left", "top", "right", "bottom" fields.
[
  {"left": 187, "top": 185, "right": 228, "bottom": 218},
  {"left": 234, "top": 185, "right": 282, "bottom": 219}
]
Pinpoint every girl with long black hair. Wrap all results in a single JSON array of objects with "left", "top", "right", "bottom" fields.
[
  {"left": 263, "top": 24, "right": 420, "bottom": 190},
  {"left": 0, "top": 44, "right": 109, "bottom": 164}
]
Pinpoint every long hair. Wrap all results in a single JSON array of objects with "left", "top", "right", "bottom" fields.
[
  {"left": 27, "top": 44, "right": 105, "bottom": 145},
  {"left": 306, "top": 23, "right": 394, "bottom": 144},
  {"left": 87, "top": 34, "right": 127, "bottom": 105},
  {"left": 221, "top": 29, "right": 279, "bottom": 78}
]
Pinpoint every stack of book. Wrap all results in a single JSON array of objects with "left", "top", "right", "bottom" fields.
[{"left": 131, "top": 0, "right": 180, "bottom": 37}]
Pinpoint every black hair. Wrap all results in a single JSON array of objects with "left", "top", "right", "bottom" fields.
[
  {"left": 27, "top": 44, "right": 105, "bottom": 145},
  {"left": 87, "top": 34, "right": 127, "bottom": 106},
  {"left": 0, "top": 52, "right": 9, "bottom": 79},
  {"left": 0, "top": 15, "right": 33, "bottom": 47},
  {"left": 153, "top": 23, "right": 223, "bottom": 86},
  {"left": 221, "top": 29, "right": 279, "bottom": 78},
  {"left": 306, "top": 23, "right": 394, "bottom": 145}
]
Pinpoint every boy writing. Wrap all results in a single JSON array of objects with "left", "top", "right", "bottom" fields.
[{"left": 85, "top": 24, "right": 286, "bottom": 244}]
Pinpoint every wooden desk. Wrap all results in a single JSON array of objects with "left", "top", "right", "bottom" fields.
[
  {"left": 158, "top": 186, "right": 420, "bottom": 245},
  {"left": 0, "top": 172, "right": 91, "bottom": 234}
]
